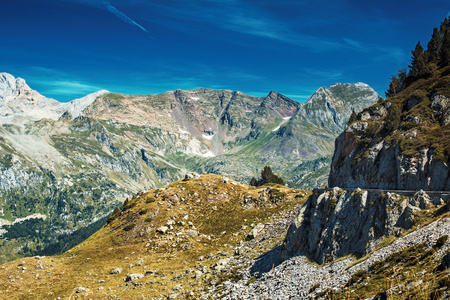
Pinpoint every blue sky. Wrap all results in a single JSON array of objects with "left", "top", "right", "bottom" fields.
[{"left": 1, "top": 0, "right": 449, "bottom": 102}]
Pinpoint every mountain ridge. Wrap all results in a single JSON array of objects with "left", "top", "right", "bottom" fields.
[
  {"left": 0, "top": 72, "right": 109, "bottom": 125},
  {"left": 0, "top": 72, "right": 379, "bottom": 263}
]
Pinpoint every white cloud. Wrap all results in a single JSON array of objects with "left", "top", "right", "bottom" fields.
[
  {"left": 29, "top": 79, "right": 101, "bottom": 98},
  {"left": 302, "top": 68, "right": 344, "bottom": 80},
  {"left": 24, "top": 67, "right": 102, "bottom": 100},
  {"left": 102, "top": 1, "right": 148, "bottom": 32}
]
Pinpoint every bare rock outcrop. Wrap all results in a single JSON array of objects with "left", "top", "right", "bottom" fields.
[
  {"left": 283, "top": 188, "right": 448, "bottom": 264},
  {"left": 328, "top": 96, "right": 450, "bottom": 191}
]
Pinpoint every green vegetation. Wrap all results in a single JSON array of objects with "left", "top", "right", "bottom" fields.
[
  {"left": 106, "top": 207, "right": 121, "bottom": 224},
  {"left": 351, "top": 18, "right": 450, "bottom": 167},
  {"left": 434, "top": 235, "right": 448, "bottom": 249},
  {"left": 247, "top": 276, "right": 258, "bottom": 285},
  {"left": 309, "top": 283, "right": 320, "bottom": 293},
  {"left": 121, "top": 198, "right": 138, "bottom": 211},
  {"left": 346, "top": 269, "right": 369, "bottom": 287},
  {"left": 122, "top": 223, "right": 136, "bottom": 231},
  {"left": 383, "top": 103, "right": 401, "bottom": 133},
  {"left": 145, "top": 197, "right": 156, "bottom": 204},
  {"left": 386, "top": 18, "right": 450, "bottom": 96},
  {"left": 249, "top": 166, "right": 284, "bottom": 187},
  {"left": 139, "top": 208, "right": 148, "bottom": 215},
  {"left": 329, "top": 243, "right": 447, "bottom": 299},
  {"left": 37, "top": 216, "right": 109, "bottom": 256}
]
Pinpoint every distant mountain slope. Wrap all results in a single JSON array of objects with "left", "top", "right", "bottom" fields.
[{"left": 0, "top": 73, "right": 378, "bottom": 263}]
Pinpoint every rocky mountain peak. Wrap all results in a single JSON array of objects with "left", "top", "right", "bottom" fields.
[
  {"left": 0, "top": 73, "right": 109, "bottom": 125},
  {"left": 0, "top": 72, "right": 31, "bottom": 101},
  {"left": 267, "top": 90, "right": 280, "bottom": 98},
  {"left": 305, "top": 86, "right": 332, "bottom": 104},
  {"left": 293, "top": 83, "right": 379, "bottom": 133}
]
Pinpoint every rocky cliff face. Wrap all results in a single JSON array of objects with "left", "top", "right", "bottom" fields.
[
  {"left": 284, "top": 187, "right": 448, "bottom": 264},
  {"left": 329, "top": 74, "right": 450, "bottom": 191}
]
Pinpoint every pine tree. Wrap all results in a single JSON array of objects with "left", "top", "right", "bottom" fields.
[
  {"left": 261, "top": 166, "right": 284, "bottom": 186},
  {"left": 251, "top": 166, "right": 284, "bottom": 186},
  {"left": 383, "top": 103, "right": 401, "bottom": 133},
  {"left": 440, "top": 24, "right": 450, "bottom": 67},
  {"left": 386, "top": 69, "right": 407, "bottom": 98},
  {"left": 426, "top": 27, "right": 442, "bottom": 64},
  {"left": 440, "top": 17, "right": 450, "bottom": 33},
  {"left": 409, "top": 41, "right": 427, "bottom": 78}
]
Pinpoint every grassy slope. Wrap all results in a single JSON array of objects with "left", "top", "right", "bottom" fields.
[
  {"left": 351, "top": 67, "right": 450, "bottom": 165},
  {"left": 0, "top": 174, "right": 309, "bottom": 299}
]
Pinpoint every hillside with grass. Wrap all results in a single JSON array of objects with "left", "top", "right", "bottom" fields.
[
  {"left": 0, "top": 174, "right": 310, "bottom": 299},
  {"left": 329, "top": 18, "right": 450, "bottom": 191},
  {"left": 1, "top": 174, "right": 449, "bottom": 299}
]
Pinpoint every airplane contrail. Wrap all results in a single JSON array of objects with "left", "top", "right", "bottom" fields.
[{"left": 102, "top": 1, "right": 148, "bottom": 33}]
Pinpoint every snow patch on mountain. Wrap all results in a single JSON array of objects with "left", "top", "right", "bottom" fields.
[{"left": 179, "top": 128, "right": 190, "bottom": 134}]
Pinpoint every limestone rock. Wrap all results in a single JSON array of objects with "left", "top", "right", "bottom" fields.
[
  {"left": 213, "top": 258, "right": 230, "bottom": 270},
  {"left": 193, "top": 270, "right": 203, "bottom": 279},
  {"left": 110, "top": 267, "right": 122, "bottom": 274},
  {"left": 329, "top": 92, "right": 450, "bottom": 191},
  {"left": 157, "top": 226, "right": 169, "bottom": 234},
  {"left": 125, "top": 273, "right": 144, "bottom": 282},
  {"left": 185, "top": 229, "right": 199, "bottom": 238},
  {"left": 283, "top": 188, "right": 443, "bottom": 264},
  {"left": 247, "top": 223, "right": 265, "bottom": 240},
  {"left": 410, "top": 190, "right": 431, "bottom": 209},
  {"left": 185, "top": 172, "right": 200, "bottom": 180},
  {"left": 76, "top": 287, "right": 88, "bottom": 293},
  {"left": 431, "top": 93, "right": 450, "bottom": 126}
]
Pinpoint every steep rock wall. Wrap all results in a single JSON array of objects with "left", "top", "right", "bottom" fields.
[
  {"left": 329, "top": 122, "right": 450, "bottom": 190},
  {"left": 283, "top": 187, "right": 448, "bottom": 264},
  {"left": 329, "top": 92, "right": 450, "bottom": 191}
]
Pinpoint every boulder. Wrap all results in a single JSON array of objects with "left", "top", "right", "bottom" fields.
[
  {"left": 247, "top": 223, "right": 265, "bottom": 240},
  {"left": 410, "top": 190, "right": 431, "bottom": 209},
  {"left": 110, "top": 267, "right": 122, "bottom": 274},
  {"left": 193, "top": 270, "right": 203, "bottom": 279},
  {"left": 438, "top": 252, "right": 450, "bottom": 271},
  {"left": 185, "top": 172, "right": 200, "bottom": 180},
  {"left": 157, "top": 226, "right": 169, "bottom": 234},
  {"left": 213, "top": 258, "right": 230, "bottom": 270},
  {"left": 76, "top": 287, "right": 88, "bottom": 293},
  {"left": 185, "top": 229, "right": 199, "bottom": 237},
  {"left": 126, "top": 273, "right": 144, "bottom": 282}
]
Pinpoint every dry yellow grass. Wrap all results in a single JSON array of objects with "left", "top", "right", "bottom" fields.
[{"left": 0, "top": 174, "right": 309, "bottom": 299}]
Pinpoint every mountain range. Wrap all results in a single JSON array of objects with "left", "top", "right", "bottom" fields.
[
  {"left": 1, "top": 18, "right": 450, "bottom": 299},
  {"left": 0, "top": 72, "right": 379, "bottom": 263}
]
